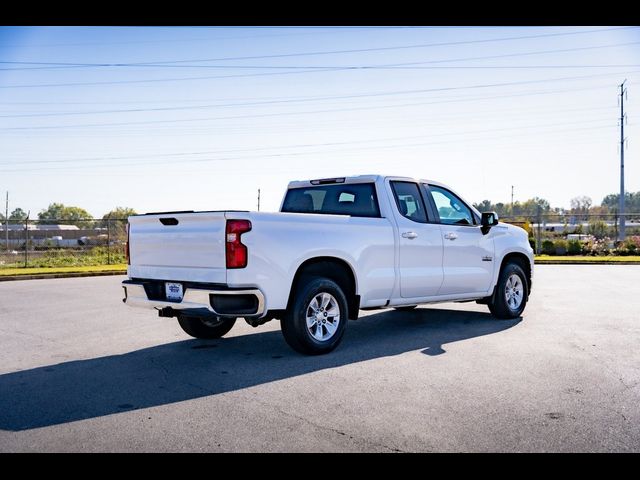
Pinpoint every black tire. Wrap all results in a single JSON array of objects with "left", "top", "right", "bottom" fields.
[
  {"left": 281, "top": 277, "right": 348, "bottom": 355},
  {"left": 394, "top": 305, "right": 417, "bottom": 311},
  {"left": 177, "top": 315, "right": 237, "bottom": 339},
  {"left": 487, "top": 262, "right": 529, "bottom": 319}
]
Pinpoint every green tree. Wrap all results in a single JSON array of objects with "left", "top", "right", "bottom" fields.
[
  {"left": 473, "top": 200, "right": 493, "bottom": 213},
  {"left": 37, "top": 202, "right": 65, "bottom": 221},
  {"left": 494, "top": 202, "right": 507, "bottom": 216},
  {"left": 38, "top": 203, "right": 93, "bottom": 224},
  {"left": 63, "top": 206, "right": 94, "bottom": 222},
  {"left": 601, "top": 191, "right": 640, "bottom": 213},
  {"left": 101, "top": 207, "right": 137, "bottom": 220},
  {"left": 102, "top": 207, "right": 137, "bottom": 239},
  {"left": 9, "top": 208, "right": 28, "bottom": 221}
]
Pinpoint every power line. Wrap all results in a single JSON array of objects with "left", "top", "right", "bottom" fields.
[
  {"left": 0, "top": 34, "right": 636, "bottom": 89},
  {"left": 0, "top": 95, "right": 613, "bottom": 127},
  {"left": 3, "top": 102, "right": 620, "bottom": 142},
  {"left": 0, "top": 27, "right": 404, "bottom": 49},
  {"left": 4, "top": 124, "right": 620, "bottom": 178},
  {"left": 1, "top": 26, "right": 634, "bottom": 67},
  {"left": 0, "top": 113, "right": 618, "bottom": 167},
  {"left": 1, "top": 81, "right": 624, "bottom": 119},
  {"left": 0, "top": 67, "right": 342, "bottom": 89},
  {"left": 1, "top": 88, "right": 626, "bottom": 140},
  {"left": 0, "top": 119, "right": 622, "bottom": 173},
  {"left": 6, "top": 63, "right": 640, "bottom": 72},
  {"left": 4, "top": 62, "right": 638, "bottom": 90},
  {"left": 0, "top": 81, "right": 631, "bottom": 108},
  {"left": 3, "top": 71, "right": 639, "bottom": 128},
  {"left": 4, "top": 39, "right": 640, "bottom": 71}
]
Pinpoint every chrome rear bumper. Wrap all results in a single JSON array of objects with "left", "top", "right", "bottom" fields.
[{"left": 122, "top": 281, "right": 265, "bottom": 317}]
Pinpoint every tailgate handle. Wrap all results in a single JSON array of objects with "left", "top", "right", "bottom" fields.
[{"left": 159, "top": 217, "right": 179, "bottom": 226}]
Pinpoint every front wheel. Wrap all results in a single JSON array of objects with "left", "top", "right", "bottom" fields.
[
  {"left": 177, "top": 315, "right": 237, "bottom": 339},
  {"left": 487, "top": 262, "right": 529, "bottom": 319},
  {"left": 281, "top": 277, "right": 348, "bottom": 355}
]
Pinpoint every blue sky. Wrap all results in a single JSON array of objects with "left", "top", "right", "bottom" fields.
[{"left": 0, "top": 26, "right": 639, "bottom": 217}]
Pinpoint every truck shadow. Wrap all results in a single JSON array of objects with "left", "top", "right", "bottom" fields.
[{"left": 0, "top": 307, "right": 520, "bottom": 431}]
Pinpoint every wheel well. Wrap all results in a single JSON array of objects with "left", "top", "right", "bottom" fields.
[
  {"left": 500, "top": 252, "right": 532, "bottom": 294},
  {"left": 289, "top": 257, "right": 360, "bottom": 320}
]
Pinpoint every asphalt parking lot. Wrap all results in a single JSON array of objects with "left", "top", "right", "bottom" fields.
[{"left": 1, "top": 265, "right": 639, "bottom": 452}]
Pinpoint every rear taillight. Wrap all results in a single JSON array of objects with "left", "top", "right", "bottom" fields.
[
  {"left": 226, "top": 219, "right": 252, "bottom": 269},
  {"left": 125, "top": 222, "right": 130, "bottom": 265}
]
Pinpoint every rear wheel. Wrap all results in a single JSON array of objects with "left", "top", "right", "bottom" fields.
[
  {"left": 281, "top": 277, "right": 348, "bottom": 355},
  {"left": 177, "top": 315, "right": 237, "bottom": 339},
  {"left": 487, "top": 262, "right": 528, "bottom": 319}
]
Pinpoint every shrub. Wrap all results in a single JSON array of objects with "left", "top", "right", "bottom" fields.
[
  {"left": 554, "top": 239, "right": 568, "bottom": 255},
  {"left": 624, "top": 236, "right": 640, "bottom": 254},
  {"left": 567, "top": 239, "right": 582, "bottom": 255},
  {"left": 542, "top": 239, "right": 555, "bottom": 255},
  {"left": 587, "top": 238, "right": 613, "bottom": 256},
  {"left": 588, "top": 220, "right": 609, "bottom": 239},
  {"left": 613, "top": 236, "right": 640, "bottom": 256}
]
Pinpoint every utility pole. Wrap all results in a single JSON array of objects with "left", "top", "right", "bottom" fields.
[
  {"left": 511, "top": 186, "right": 514, "bottom": 216},
  {"left": 24, "top": 211, "right": 29, "bottom": 268},
  {"left": 257, "top": 188, "right": 261, "bottom": 212},
  {"left": 536, "top": 203, "right": 542, "bottom": 255},
  {"left": 107, "top": 214, "right": 111, "bottom": 265},
  {"left": 619, "top": 80, "right": 627, "bottom": 241},
  {"left": 4, "top": 191, "right": 8, "bottom": 252}
]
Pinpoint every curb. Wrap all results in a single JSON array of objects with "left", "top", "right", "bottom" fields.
[
  {"left": 0, "top": 270, "right": 126, "bottom": 282},
  {"left": 1, "top": 261, "right": 638, "bottom": 281},
  {"left": 535, "top": 261, "right": 640, "bottom": 265}
]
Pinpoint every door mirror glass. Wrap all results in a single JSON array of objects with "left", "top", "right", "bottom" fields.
[{"left": 481, "top": 211, "right": 499, "bottom": 227}]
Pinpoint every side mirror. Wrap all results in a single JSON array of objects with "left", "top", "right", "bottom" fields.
[{"left": 481, "top": 211, "right": 499, "bottom": 234}]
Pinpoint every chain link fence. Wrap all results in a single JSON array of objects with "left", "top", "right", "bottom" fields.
[
  {"left": 499, "top": 212, "right": 640, "bottom": 255},
  {"left": 0, "top": 218, "right": 128, "bottom": 269},
  {"left": 1, "top": 211, "right": 639, "bottom": 269}
]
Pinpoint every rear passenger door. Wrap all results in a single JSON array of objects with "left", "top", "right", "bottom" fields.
[
  {"left": 389, "top": 181, "right": 444, "bottom": 298},
  {"left": 424, "top": 184, "right": 495, "bottom": 295}
]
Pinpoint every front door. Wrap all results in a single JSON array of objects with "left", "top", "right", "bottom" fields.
[{"left": 425, "top": 184, "right": 495, "bottom": 295}]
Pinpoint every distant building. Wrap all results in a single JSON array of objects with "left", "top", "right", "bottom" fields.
[{"left": 1, "top": 223, "right": 79, "bottom": 231}]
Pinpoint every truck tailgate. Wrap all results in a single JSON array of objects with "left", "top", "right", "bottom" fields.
[{"left": 128, "top": 212, "right": 227, "bottom": 283}]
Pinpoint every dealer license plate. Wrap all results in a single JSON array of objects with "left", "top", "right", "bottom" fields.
[{"left": 165, "top": 282, "right": 183, "bottom": 301}]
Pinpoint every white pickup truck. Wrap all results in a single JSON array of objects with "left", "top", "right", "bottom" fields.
[{"left": 122, "top": 175, "right": 533, "bottom": 354}]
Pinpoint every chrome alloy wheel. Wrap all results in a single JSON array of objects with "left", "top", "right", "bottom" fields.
[
  {"left": 504, "top": 273, "right": 524, "bottom": 310},
  {"left": 305, "top": 292, "right": 341, "bottom": 341}
]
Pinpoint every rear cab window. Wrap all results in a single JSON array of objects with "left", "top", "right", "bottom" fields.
[
  {"left": 390, "top": 181, "right": 429, "bottom": 223},
  {"left": 281, "top": 183, "right": 381, "bottom": 218}
]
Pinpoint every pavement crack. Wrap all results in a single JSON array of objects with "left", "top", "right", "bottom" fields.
[
  {"left": 251, "top": 398, "right": 410, "bottom": 452},
  {"left": 568, "top": 340, "right": 636, "bottom": 436}
]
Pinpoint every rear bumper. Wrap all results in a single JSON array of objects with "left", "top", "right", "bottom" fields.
[{"left": 122, "top": 279, "right": 265, "bottom": 318}]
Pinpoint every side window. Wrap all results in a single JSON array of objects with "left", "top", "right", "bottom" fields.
[
  {"left": 390, "top": 181, "right": 428, "bottom": 223},
  {"left": 428, "top": 185, "right": 475, "bottom": 226}
]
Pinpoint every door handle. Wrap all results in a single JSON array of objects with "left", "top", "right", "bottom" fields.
[
  {"left": 444, "top": 232, "right": 458, "bottom": 240},
  {"left": 401, "top": 231, "right": 418, "bottom": 239}
]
